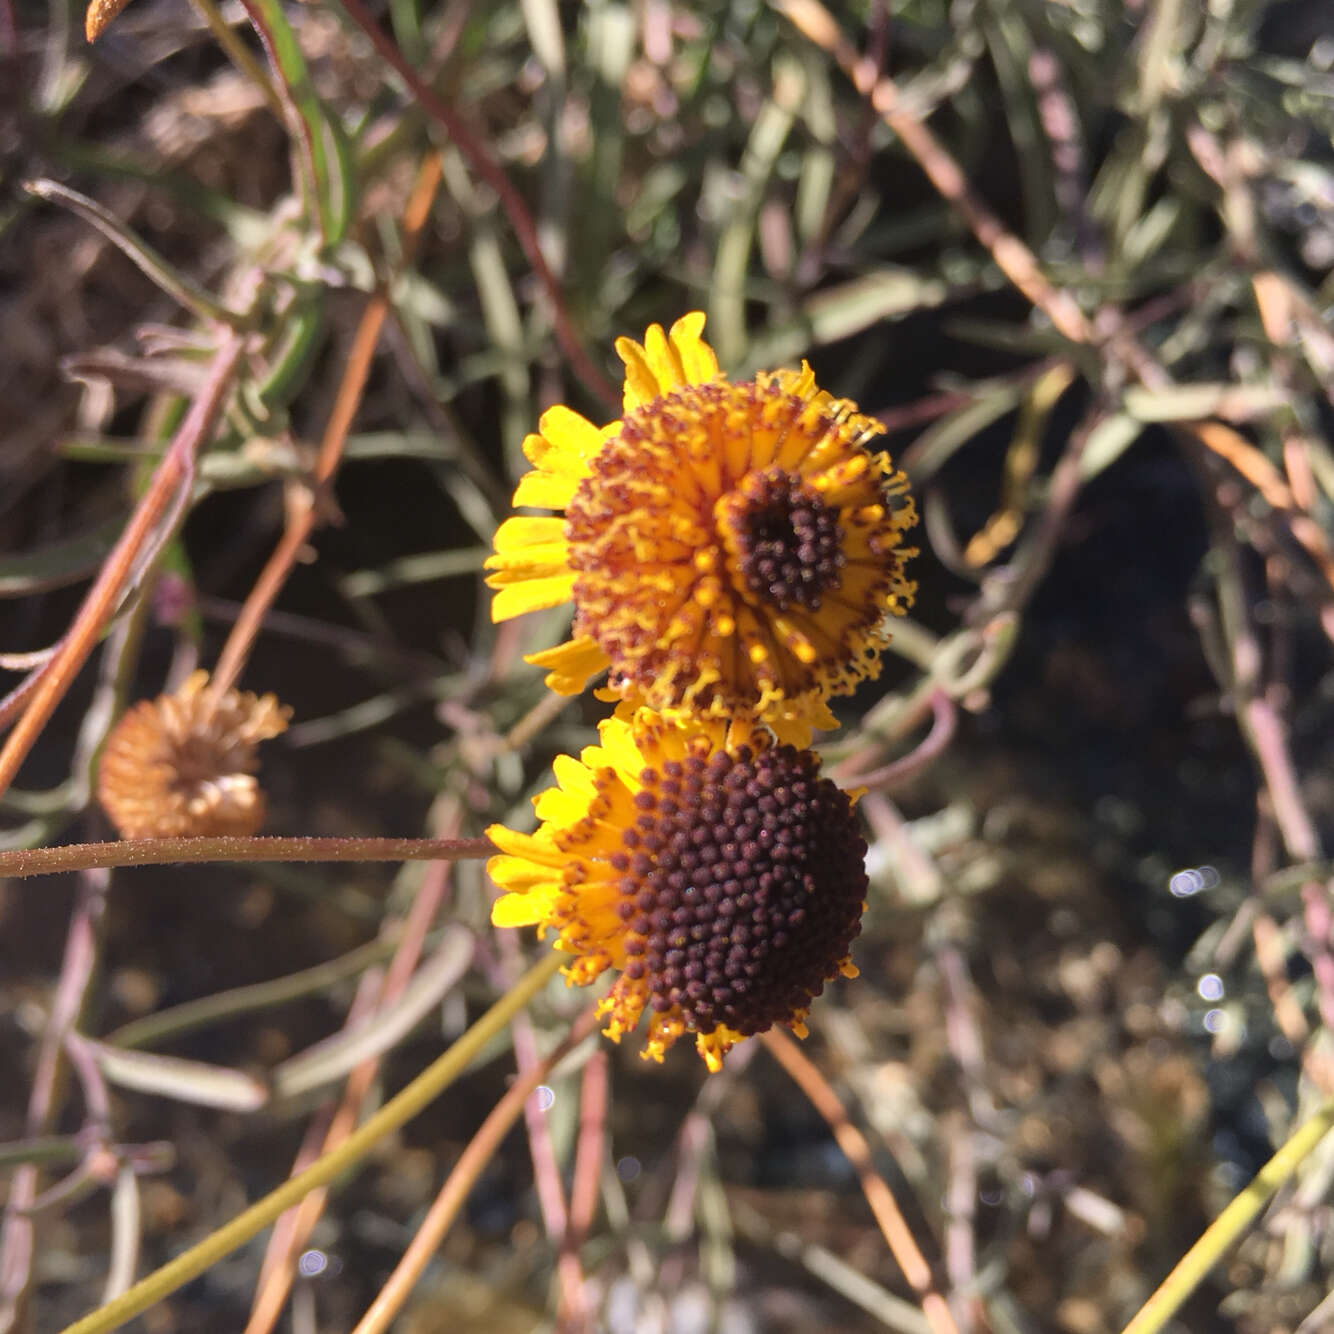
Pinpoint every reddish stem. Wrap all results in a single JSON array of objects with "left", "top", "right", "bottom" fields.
[
  {"left": 0, "top": 835, "right": 495, "bottom": 880},
  {"left": 0, "top": 334, "right": 244, "bottom": 801}
]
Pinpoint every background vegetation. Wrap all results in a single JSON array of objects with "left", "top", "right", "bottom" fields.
[{"left": 2, "top": 0, "right": 1334, "bottom": 1330}]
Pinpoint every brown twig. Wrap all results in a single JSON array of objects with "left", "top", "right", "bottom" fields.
[
  {"left": 243, "top": 803, "right": 463, "bottom": 1332},
  {"left": 0, "top": 332, "right": 244, "bottom": 802},
  {"left": 839, "top": 688, "right": 956, "bottom": 793},
  {"left": 242, "top": 971, "right": 384, "bottom": 1334},
  {"left": 655, "top": 1045, "right": 752, "bottom": 1298},
  {"left": 0, "top": 867, "right": 111, "bottom": 1334},
  {"left": 774, "top": 0, "right": 1092, "bottom": 347},
  {"left": 512, "top": 1009, "right": 575, "bottom": 1299},
  {"left": 1246, "top": 813, "right": 1311, "bottom": 1052},
  {"left": 499, "top": 914, "right": 588, "bottom": 1327},
  {"left": 794, "top": 0, "right": 892, "bottom": 288},
  {"left": 209, "top": 153, "right": 443, "bottom": 699},
  {"left": 1181, "top": 421, "right": 1334, "bottom": 597},
  {"left": 0, "top": 835, "right": 494, "bottom": 879},
  {"left": 761, "top": 1028, "right": 962, "bottom": 1334},
  {"left": 558, "top": 1049, "right": 607, "bottom": 1332},
  {"left": 942, "top": 1112, "right": 979, "bottom": 1334},
  {"left": 1202, "top": 473, "right": 1334, "bottom": 1069},
  {"left": 348, "top": 1005, "right": 601, "bottom": 1334}
]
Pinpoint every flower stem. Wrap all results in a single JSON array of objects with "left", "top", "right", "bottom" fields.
[
  {"left": 0, "top": 333, "right": 243, "bottom": 803},
  {"left": 1120, "top": 1092, "right": 1334, "bottom": 1334},
  {"left": 60, "top": 951, "right": 564, "bottom": 1334},
  {"left": 0, "top": 835, "right": 495, "bottom": 880}
]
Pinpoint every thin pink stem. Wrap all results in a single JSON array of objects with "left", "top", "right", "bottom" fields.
[
  {"left": 0, "top": 867, "right": 110, "bottom": 1333},
  {"left": 841, "top": 689, "right": 957, "bottom": 792},
  {"left": 557, "top": 1049, "right": 606, "bottom": 1331}
]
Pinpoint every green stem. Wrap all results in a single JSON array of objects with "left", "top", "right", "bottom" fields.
[
  {"left": 0, "top": 1138, "right": 83, "bottom": 1170},
  {"left": 1120, "top": 1093, "right": 1334, "bottom": 1334},
  {"left": 0, "top": 835, "right": 495, "bottom": 879},
  {"left": 184, "top": 0, "right": 285, "bottom": 123},
  {"left": 60, "top": 951, "right": 564, "bottom": 1334}
]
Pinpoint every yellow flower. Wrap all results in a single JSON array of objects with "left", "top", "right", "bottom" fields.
[
  {"left": 485, "top": 313, "right": 918, "bottom": 744},
  {"left": 486, "top": 707, "right": 868, "bottom": 1072},
  {"left": 97, "top": 671, "right": 290, "bottom": 839}
]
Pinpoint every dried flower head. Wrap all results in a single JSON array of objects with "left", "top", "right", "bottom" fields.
[
  {"left": 98, "top": 671, "right": 290, "bottom": 839},
  {"left": 485, "top": 313, "right": 918, "bottom": 743},
  {"left": 487, "top": 706, "right": 868, "bottom": 1071}
]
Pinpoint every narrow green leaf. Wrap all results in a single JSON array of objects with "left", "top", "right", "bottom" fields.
[
  {"left": 902, "top": 386, "right": 1027, "bottom": 484},
  {"left": 254, "top": 292, "right": 326, "bottom": 412},
  {"left": 0, "top": 1137, "right": 84, "bottom": 1170},
  {"left": 1078, "top": 414, "right": 1143, "bottom": 481},
  {"left": 24, "top": 181, "right": 243, "bottom": 326},
  {"left": 742, "top": 269, "right": 951, "bottom": 373},
  {"left": 86, "top": 1039, "right": 268, "bottom": 1112},
  {"left": 240, "top": 0, "right": 355, "bottom": 245},
  {"left": 339, "top": 547, "right": 490, "bottom": 598},
  {"left": 271, "top": 927, "right": 473, "bottom": 1099},
  {"left": 1123, "top": 382, "right": 1289, "bottom": 423},
  {"left": 0, "top": 515, "right": 125, "bottom": 596}
]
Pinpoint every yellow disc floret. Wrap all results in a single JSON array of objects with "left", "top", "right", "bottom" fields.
[{"left": 485, "top": 314, "right": 917, "bottom": 742}]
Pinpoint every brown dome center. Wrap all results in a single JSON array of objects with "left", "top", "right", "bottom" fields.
[{"left": 608, "top": 744, "right": 867, "bottom": 1038}]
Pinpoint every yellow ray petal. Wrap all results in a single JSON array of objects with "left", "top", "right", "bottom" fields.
[
  {"left": 616, "top": 332, "right": 665, "bottom": 412},
  {"left": 669, "top": 311, "right": 718, "bottom": 384},
  {"left": 533, "top": 786, "right": 592, "bottom": 826},
  {"left": 486, "top": 855, "right": 559, "bottom": 892},
  {"left": 489, "top": 515, "right": 568, "bottom": 551},
  {"left": 615, "top": 311, "right": 719, "bottom": 411},
  {"left": 484, "top": 548, "right": 571, "bottom": 582},
  {"left": 524, "top": 406, "right": 607, "bottom": 472},
  {"left": 513, "top": 470, "right": 580, "bottom": 510},
  {"left": 552, "top": 752, "right": 597, "bottom": 796},
  {"left": 595, "top": 714, "right": 648, "bottom": 788},
  {"left": 489, "top": 573, "right": 577, "bottom": 621},
  {"left": 525, "top": 636, "right": 609, "bottom": 695},
  {"left": 486, "top": 825, "right": 563, "bottom": 863},
  {"left": 491, "top": 891, "right": 557, "bottom": 928}
]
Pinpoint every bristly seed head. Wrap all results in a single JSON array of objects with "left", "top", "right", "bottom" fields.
[
  {"left": 487, "top": 709, "right": 871, "bottom": 1070},
  {"left": 97, "top": 671, "right": 290, "bottom": 840},
  {"left": 609, "top": 742, "right": 867, "bottom": 1040}
]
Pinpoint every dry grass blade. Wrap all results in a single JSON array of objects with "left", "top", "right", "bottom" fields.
[
  {"left": 761, "top": 1030, "right": 961, "bottom": 1334},
  {"left": 349, "top": 1005, "right": 600, "bottom": 1334}
]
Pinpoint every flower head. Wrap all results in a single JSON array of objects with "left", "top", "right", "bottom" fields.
[
  {"left": 485, "top": 314, "right": 918, "bottom": 743},
  {"left": 98, "top": 671, "right": 290, "bottom": 839},
  {"left": 487, "top": 707, "right": 868, "bottom": 1071}
]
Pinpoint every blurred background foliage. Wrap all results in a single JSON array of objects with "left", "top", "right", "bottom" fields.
[{"left": 3, "top": 0, "right": 1334, "bottom": 1330}]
